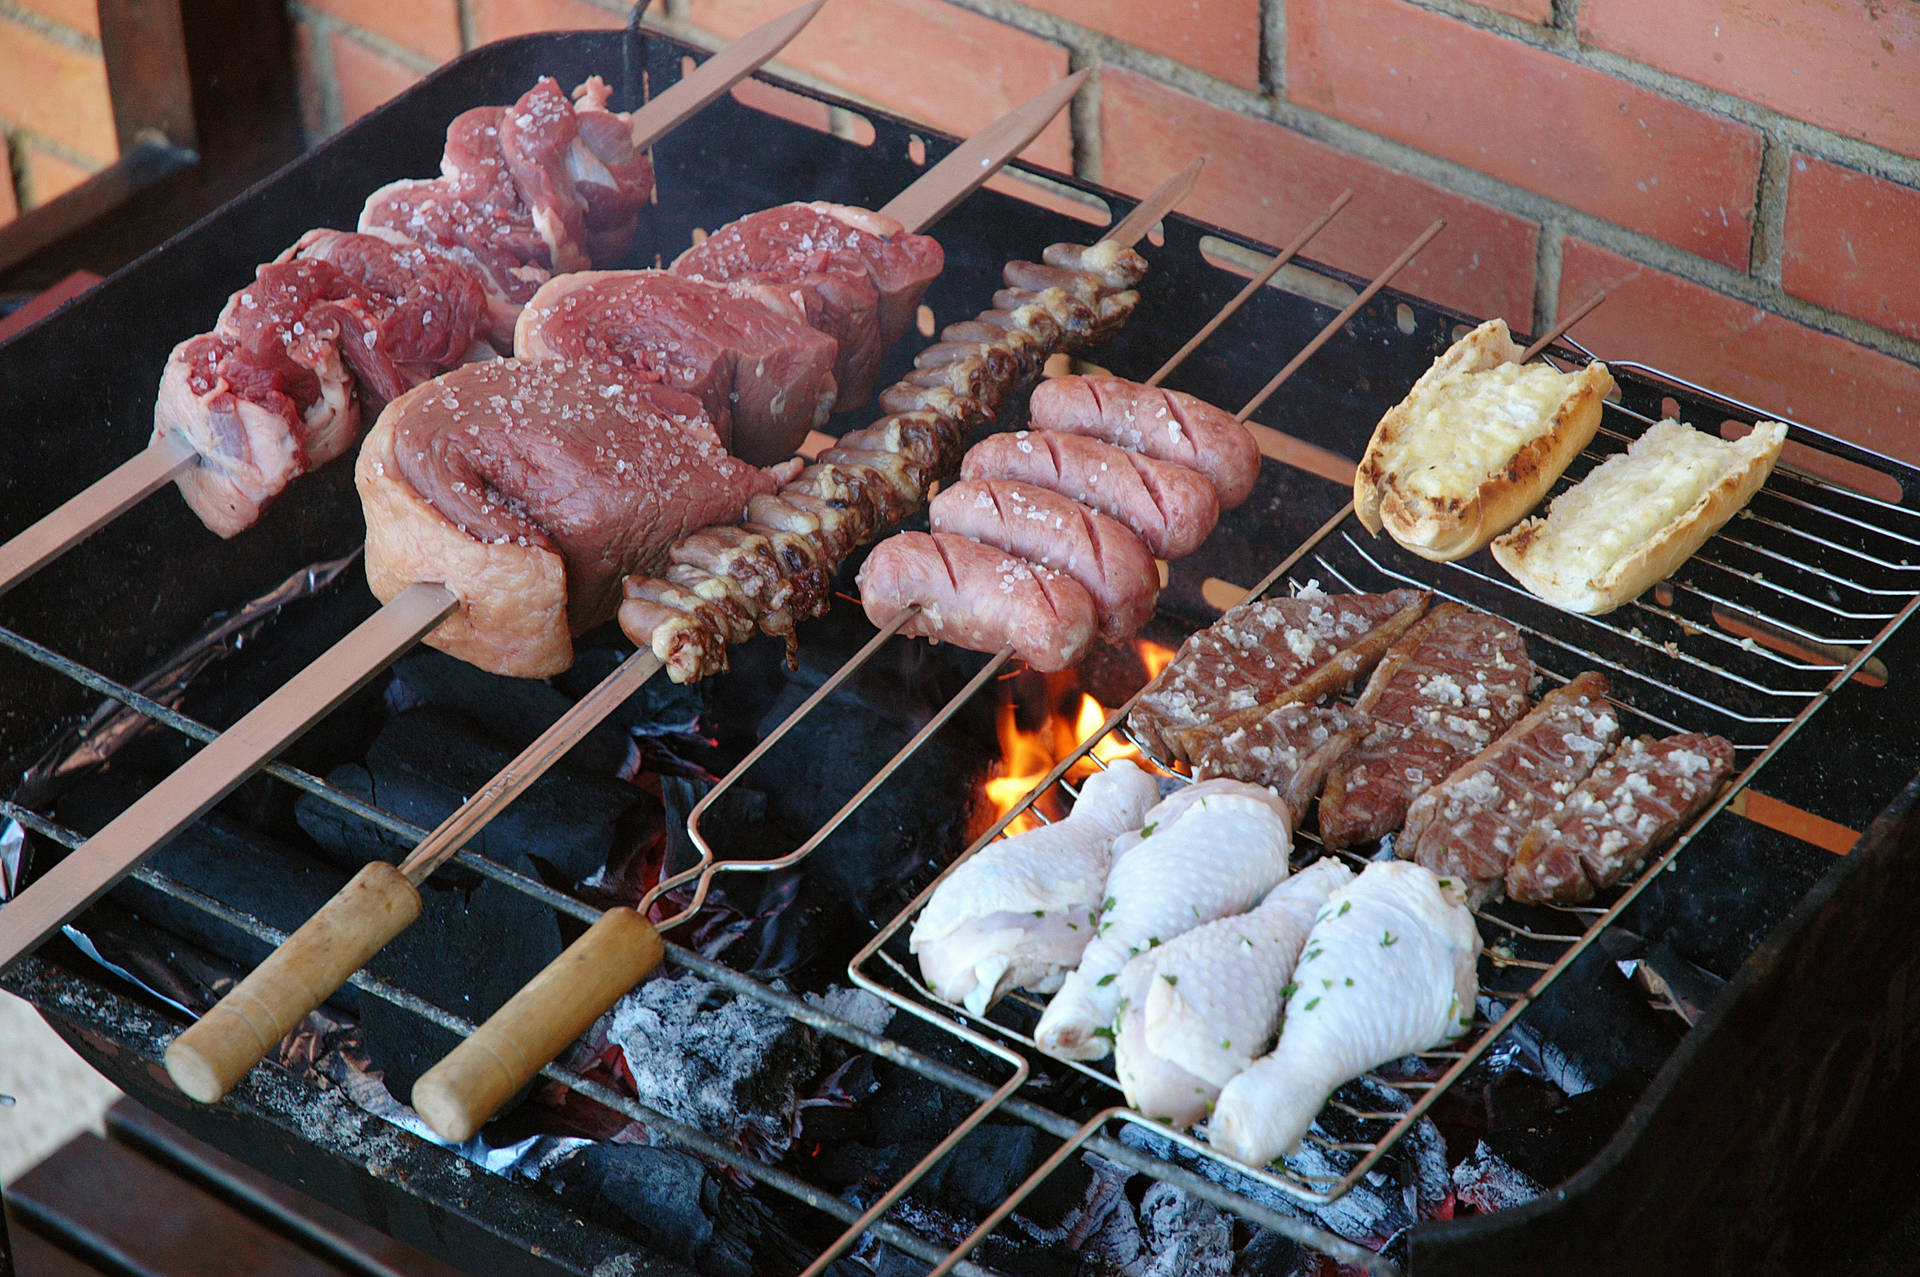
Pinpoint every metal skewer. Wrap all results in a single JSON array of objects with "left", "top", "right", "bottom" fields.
[
  {"left": 0, "top": 0, "right": 829, "bottom": 605},
  {"left": 154, "top": 70, "right": 1096, "bottom": 1111}
]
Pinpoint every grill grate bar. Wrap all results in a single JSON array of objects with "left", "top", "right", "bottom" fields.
[{"left": 1668, "top": 567, "right": 1898, "bottom": 631}]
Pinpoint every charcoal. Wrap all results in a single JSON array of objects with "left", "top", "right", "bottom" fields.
[
  {"left": 82, "top": 785, "right": 357, "bottom": 992},
  {"left": 388, "top": 647, "right": 633, "bottom": 775},
  {"left": 1482, "top": 1066, "right": 1657, "bottom": 1192},
  {"left": 1132, "top": 1180, "right": 1236, "bottom": 1276},
  {"left": 548, "top": 1144, "right": 864, "bottom": 1277},
  {"left": 295, "top": 706, "right": 639, "bottom": 886},
  {"left": 809, "top": 1016, "right": 1045, "bottom": 1201},
  {"left": 1495, "top": 935, "right": 1680, "bottom": 1096},
  {"left": 608, "top": 973, "right": 819, "bottom": 1156}
]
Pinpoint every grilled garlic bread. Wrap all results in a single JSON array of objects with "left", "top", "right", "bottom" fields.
[
  {"left": 1491, "top": 418, "right": 1788, "bottom": 615},
  {"left": 1354, "top": 318, "right": 1615, "bottom": 562}
]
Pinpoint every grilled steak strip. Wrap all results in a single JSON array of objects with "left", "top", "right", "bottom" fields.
[
  {"left": 1130, "top": 588, "right": 1428, "bottom": 765},
  {"left": 1400, "top": 671, "right": 1620, "bottom": 902},
  {"left": 1191, "top": 702, "right": 1372, "bottom": 826},
  {"left": 618, "top": 238, "right": 1149, "bottom": 683},
  {"left": 1506, "top": 732, "right": 1735, "bottom": 904},
  {"left": 1319, "top": 603, "right": 1532, "bottom": 850}
]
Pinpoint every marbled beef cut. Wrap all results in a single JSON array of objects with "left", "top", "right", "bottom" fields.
[
  {"left": 1129, "top": 587, "right": 1428, "bottom": 764},
  {"left": 1318, "top": 604, "right": 1532, "bottom": 850},
  {"left": 1506, "top": 732, "right": 1734, "bottom": 904},
  {"left": 1191, "top": 702, "right": 1372, "bottom": 825},
  {"left": 1400, "top": 671, "right": 1620, "bottom": 902}
]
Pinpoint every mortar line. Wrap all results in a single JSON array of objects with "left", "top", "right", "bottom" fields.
[
  {"left": 1534, "top": 219, "right": 1565, "bottom": 337},
  {"left": 1752, "top": 130, "right": 1794, "bottom": 286}
]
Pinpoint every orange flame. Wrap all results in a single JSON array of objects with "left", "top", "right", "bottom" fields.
[{"left": 982, "top": 639, "right": 1176, "bottom": 834}]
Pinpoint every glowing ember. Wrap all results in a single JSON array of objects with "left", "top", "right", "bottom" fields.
[{"left": 983, "top": 638, "right": 1176, "bottom": 834}]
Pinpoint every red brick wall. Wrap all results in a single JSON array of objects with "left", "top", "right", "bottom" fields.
[
  {"left": 0, "top": 0, "right": 117, "bottom": 217},
  {"left": 14, "top": 0, "right": 1919, "bottom": 461}
]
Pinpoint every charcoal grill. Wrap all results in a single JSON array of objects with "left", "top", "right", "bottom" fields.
[{"left": 5, "top": 23, "right": 1920, "bottom": 1277}]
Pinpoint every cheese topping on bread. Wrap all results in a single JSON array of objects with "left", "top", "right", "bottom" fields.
[
  {"left": 1389, "top": 363, "right": 1573, "bottom": 499},
  {"left": 1491, "top": 418, "right": 1788, "bottom": 614}
]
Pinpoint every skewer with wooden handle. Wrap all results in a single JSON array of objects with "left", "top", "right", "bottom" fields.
[
  {"left": 158, "top": 69, "right": 1094, "bottom": 1110},
  {"left": 0, "top": 0, "right": 827, "bottom": 605},
  {"left": 403, "top": 158, "right": 1204, "bottom": 1146}
]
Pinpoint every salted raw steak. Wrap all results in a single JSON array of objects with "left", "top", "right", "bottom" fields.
[
  {"left": 356, "top": 359, "right": 775, "bottom": 678},
  {"left": 514, "top": 270, "right": 840, "bottom": 465},
  {"left": 1129, "top": 587, "right": 1427, "bottom": 764},
  {"left": 155, "top": 233, "right": 490, "bottom": 538},
  {"left": 674, "top": 202, "right": 945, "bottom": 409},
  {"left": 1506, "top": 732, "right": 1734, "bottom": 904},
  {"left": 1318, "top": 603, "right": 1532, "bottom": 850},
  {"left": 361, "top": 77, "right": 653, "bottom": 344},
  {"left": 1400, "top": 672, "right": 1620, "bottom": 902}
]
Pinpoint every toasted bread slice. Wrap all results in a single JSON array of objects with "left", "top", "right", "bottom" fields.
[
  {"left": 1491, "top": 419, "right": 1788, "bottom": 615},
  {"left": 1354, "top": 318, "right": 1616, "bottom": 562}
]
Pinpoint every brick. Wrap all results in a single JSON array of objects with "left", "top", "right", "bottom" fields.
[
  {"left": 332, "top": 32, "right": 425, "bottom": 125},
  {"left": 1018, "top": 0, "right": 1261, "bottom": 89},
  {"left": 473, "top": 0, "right": 622, "bottom": 45},
  {"left": 1781, "top": 154, "right": 1920, "bottom": 344},
  {"left": 304, "top": 0, "right": 460, "bottom": 65},
  {"left": 20, "top": 142, "right": 95, "bottom": 205},
  {"left": 1287, "top": 0, "right": 1761, "bottom": 267},
  {"left": 1580, "top": 0, "right": 1920, "bottom": 161},
  {"left": 1558, "top": 237, "right": 1920, "bottom": 464},
  {"left": 686, "top": 0, "right": 1073, "bottom": 174},
  {"left": 1469, "top": 0, "right": 1552, "bottom": 20},
  {"left": 1100, "top": 68, "right": 1538, "bottom": 323},
  {"left": 0, "top": 17, "right": 117, "bottom": 162},
  {"left": 15, "top": 0, "right": 98, "bottom": 39}
]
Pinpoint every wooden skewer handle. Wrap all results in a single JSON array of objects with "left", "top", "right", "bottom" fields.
[
  {"left": 165, "top": 861, "right": 422, "bottom": 1103},
  {"left": 412, "top": 908, "right": 665, "bottom": 1143}
]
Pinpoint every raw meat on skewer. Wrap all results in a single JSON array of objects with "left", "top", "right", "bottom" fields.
[
  {"left": 356, "top": 360, "right": 779, "bottom": 678},
  {"left": 154, "top": 231, "right": 492, "bottom": 537},
  {"left": 514, "top": 269, "right": 842, "bottom": 461},
  {"left": 674, "top": 201, "right": 945, "bottom": 409}
]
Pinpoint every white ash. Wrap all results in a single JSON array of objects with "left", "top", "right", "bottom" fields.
[
  {"left": 804, "top": 984, "right": 895, "bottom": 1037},
  {"left": 608, "top": 973, "right": 820, "bottom": 1153},
  {"left": 1452, "top": 1141, "right": 1546, "bottom": 1214},
  {"left": 1063, "top": 1155, "right": 1237, "bottom": 1276},
  {"left": 1117, "top": 1071, "right": 1450, "bottom": 1248}
]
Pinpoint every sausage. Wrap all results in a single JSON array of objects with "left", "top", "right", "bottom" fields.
[
  {"left": 930, "top": 479, "right": 1158, "bottom": 642},
  {"left": 855, "top": 531, "right": 1097, "bottom": 672},
  {"left": 1029, "top": 375, "right": 1261, "bottom": 508},
  {"left": 960, "top": 430, "right": 1219, "bottom": 560}
]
